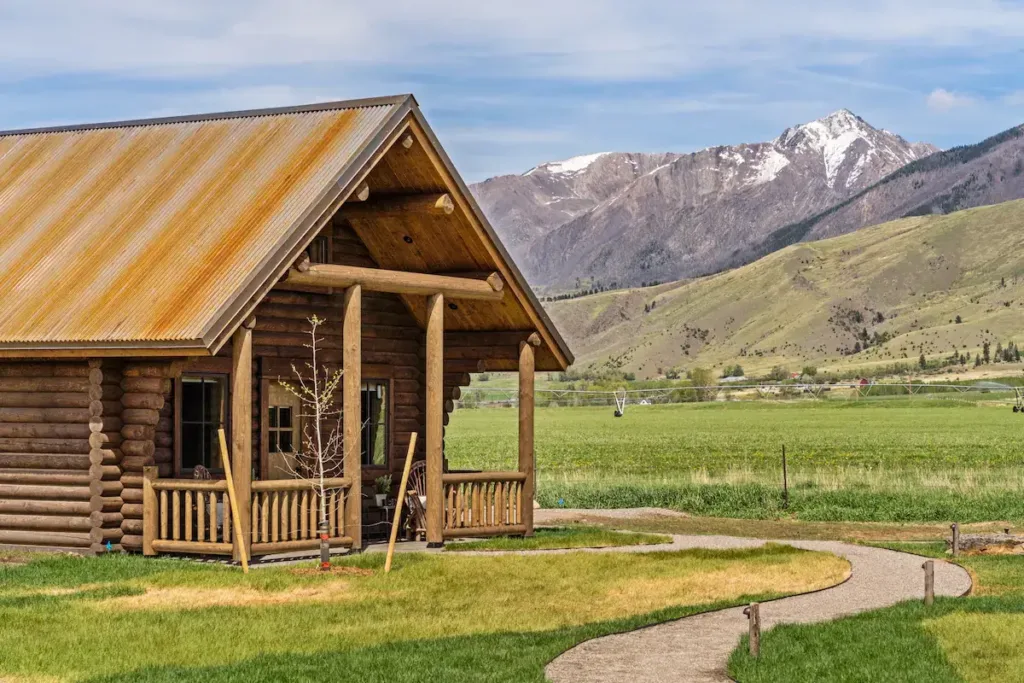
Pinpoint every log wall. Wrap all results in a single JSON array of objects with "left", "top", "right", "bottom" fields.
[
  {"left": 0, "top": 362, "right": 99, "bottom": 551},
  {"left": 118, "top": 362, "right": 175, "bottom": 553}
]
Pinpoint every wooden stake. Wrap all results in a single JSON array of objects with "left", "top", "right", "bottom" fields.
[
  {"left": 951, "top": 522, "right": 960, "bottom": 557},
  {"left": 782, "top": 444, "right": 789, "bottom": 509},
  {"left": 744, "top": 603, "right": 761, "bottom": 657},
  {"left": 385, "top": 432, "right": 418, "bottom": 573},
  {"left": 923, "top": 560, "right": 934, "bottom": 605},
  {"left": 219, "top": 429, "right": 249, "bottom": 573}
]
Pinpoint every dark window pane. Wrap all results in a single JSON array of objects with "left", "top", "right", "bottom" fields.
[
  {"left": 204, "top": 380, "right": 224, "bottom": 424},
  {"left": 268, "top": 431, "right": 278, "bottom": 453},
  {"left": 182, "top": 380, "right": 203, "bottom": 422},
  {"left": 181, "top": 423, "right": 203, "bottom": 469},
  {"left": 205, "top": 426, "right": 222, "bottom": 469},
  {"left": 279, "top": 431, "right": 293, "bottom": 453},
  {"left": 269, "top": 407, "right": 278, "bottom": 428},
  {"left": 279, "top": 407, "right": 292, "bottom": 429}
]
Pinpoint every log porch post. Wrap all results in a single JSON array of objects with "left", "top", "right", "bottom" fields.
[
  {"left": 231, "top": 318, "right": 255, "bottom": 562},
  {"left": 425, "top": 293, "right": 444, "bottom": 546},
  {"left": 343, "top": 285, "right": 362, "bottom": 548},
  {"left": 518, "top": 335, "right": 538, "bottom": 536}
]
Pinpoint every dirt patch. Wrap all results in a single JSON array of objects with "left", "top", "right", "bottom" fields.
[
  {"left": 97, "top": 580, "right": 356, "bottom": 611},
  {"left": 289, "top": 565, "right": 374, "bottom": 577}
]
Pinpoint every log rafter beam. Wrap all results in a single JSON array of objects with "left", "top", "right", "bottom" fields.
[
  {"left": 341, "top": 192, "right": 454, "bottom": 219},
  {"left": 286, "top": 264, "right": 504, "bottom": 301}
]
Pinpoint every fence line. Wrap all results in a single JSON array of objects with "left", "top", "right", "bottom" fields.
[{"left": 456, "top": 382, "right": 1024, "bottom": 409}]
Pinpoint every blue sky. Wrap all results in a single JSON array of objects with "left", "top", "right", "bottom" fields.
[{"left": 3, "top": 1, "right": 1024, "bottom": 181}]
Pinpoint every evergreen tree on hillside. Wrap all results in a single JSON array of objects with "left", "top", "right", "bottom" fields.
[
  {"left": 919, "top": 353, "right": 927, "bottom": 369},
  {"left": 984, "top": 341, "right": 992, "bottom": 364}
]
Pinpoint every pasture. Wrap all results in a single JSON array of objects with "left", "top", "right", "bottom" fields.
[{"left": 446, "top": 398, "right": 1024, "bottom": 522}]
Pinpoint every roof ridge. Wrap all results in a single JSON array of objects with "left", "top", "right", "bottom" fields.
[{"left": 0, "top": 94, "right": 414, "bottom": 138}]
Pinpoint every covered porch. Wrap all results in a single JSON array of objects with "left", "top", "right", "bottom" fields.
[{"left": 141, "top": 261, "right": 539, "bottom": 559}]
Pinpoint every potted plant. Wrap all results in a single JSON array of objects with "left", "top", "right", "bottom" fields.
[{"left": 374, "top": 474, "right": 392, "bottom": 507}]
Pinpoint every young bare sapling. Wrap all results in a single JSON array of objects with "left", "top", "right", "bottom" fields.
[{"left": 278, "top": 315, "right": 350, "bottom": 570}]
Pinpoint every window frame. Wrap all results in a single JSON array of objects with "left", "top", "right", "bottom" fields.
[
  {"left": 360, "top": 378, "right": 393, "bottom": 471},
  {"left": 173, "top": 372, "right": 230, "bottom": 477}
]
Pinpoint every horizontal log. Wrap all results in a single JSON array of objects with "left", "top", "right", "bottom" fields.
[
  {"left": 341, "top": 192, "right": 454, "bottom": 217},
  {"left": 121, "top": 518, "right": 143, "bottom": 535},
  {"left": 89, "top": 449, "right": 119, "bottom": 466},
  {"left": 122, "top": 409, "right": 160, "bottom": 426},
  {"left": 444, "top": 331, "right": 539, "bottom": 349},
  {"left": 443, "top": 524, "right": 527, "bottom": 539},
  {"left": 121, "top": 534, "right": 142, "bottom": 551},
  {"left": 120, "top": 424, "right": 155, "bottom": 441},
  {"left": 151, "top": 539, "right": 233, "bottom": 555},
  {"left": 155, "top": 433, "right": 172, "bottom": 448},
  {"left": 121, "top": 456, "right": 154, "bottom": 473},
  {"left": 120, "top": 474, "right": 143, "bottom": 488},
  {"left": 121, "top": 503, "right": 143, "bottom": 518},
  {"left": 90, "top": 526, "right": 123, "bottom": 543},
  {"left": 89, "top": 416, "right": 123, "bottom": 432},
  {"left": 122, "top": 364, "right": 175, "bottom": 378},
  {"left": 442, "top": 471, "right": 526, "bottom": 484},
  {"left": 89, "top": 400, "right": 122, "bottom": 417},
  {"left": 0, "top": 438, "right": 90, "bottom": 454},
  {"left": 0, "top": 423, "right": 90, "bottom": 439},
  {"left": 89, "top": 496, "right": 123, "bottom": 513},
  {"left": 0, "top": 529, "right": 91, "bottom": 548},
  {"left": 0, "top": 393, "right": 90, "bottom": 409},
  {"left": 151, "top": 479, "right": 229, "bottom": 492},
  {"left": 153, "top": 447, "right": 172, "bottom": 464},
  {"left": 0, "top": 453, "right": 90, "bottom": 470},
  {"left": 0, "top": 471, "right": 91, "bottom": 486},
  {"left": 121, "top": 440, "right": 155, "bottom": 458},
  {"left": 120, "top": 377, "right": 171, "bottom": 394},
  {"left": 89, "top": 464, "right": 121, "bottom": 481},
  {"left": 0, "top": 483, "right": 91, "bottom": 500},
  {"left": 286, "top": 264, "right": 504, "bottom": 301},
  {"left": 0, "top": 378, "right": 90, "bottom": 393},
  {"left": 0, "top": 363, "right": 88, "bottom": 378},
  {"left": 0, "top": 514, "right": 92, "bottom": 532},
  {"left": 88, "top": 432, "right": 122, "bottom": 448},
  {"left": 90, "top": 511, "right": 122, "bottom": 526},
  {"left": 89, "top": 480, "right": 123, "bottom": 497},
  {"left": 0, "top": 499, "right": 91, "bottom": 516},
  {"left": 250, "top": 537, "right": 353, "bottom": 554},
  {"left": 121, "top": 393, "right": 165, "bottom": 410},
  {"left": 251, "top": 477, "right": 350, "bottom": 492}
]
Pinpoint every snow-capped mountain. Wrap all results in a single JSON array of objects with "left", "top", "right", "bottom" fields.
[{"left": 471, "top": 110, "right": 938, "bottom": 289}]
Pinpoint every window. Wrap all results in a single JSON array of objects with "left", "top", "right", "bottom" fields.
[
  {"left": 361, "top": 380, "right": 389, "bottom": 467},
  {"left": 180, "top": 375, "right": 227, "bottom": 471},
  {"left": 307, "top": 235, "right": 330, "bottom": 263},
  {"left": 266, "top": 383, "right": 302, "bottom": 480}
]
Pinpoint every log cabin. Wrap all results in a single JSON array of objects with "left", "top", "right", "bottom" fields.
[{"left": 0, "top": 94, "right": 573, "bottom": 558}]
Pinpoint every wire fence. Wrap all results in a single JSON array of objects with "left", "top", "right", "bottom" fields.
[{"left": 456, "top": 382, "right": 1024, "bottom": 409}]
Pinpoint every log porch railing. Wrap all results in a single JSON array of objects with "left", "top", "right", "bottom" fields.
[
  {"left": 143, "top": 473, "right": 233, "bottom": 555},
  {"left": 442, "top": 471, "right": 527, "bottom": 538},
  {"left": 250, "top": 478, "right": 353, "bottom": 554},
  {"left": 142, "top": 469, "right": 353, "bottom": 557}
]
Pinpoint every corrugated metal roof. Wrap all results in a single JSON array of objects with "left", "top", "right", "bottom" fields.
[{"left": 0, "top": 98, "right": 404, "bottom": 348}]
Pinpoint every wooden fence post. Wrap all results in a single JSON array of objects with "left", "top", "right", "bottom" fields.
[
  {"left": 923, "top": 560, "right": 934, "bottom": 605},
  {"left": 744, "top": 602, "right": 761, "bottom": 657},
  {"left": 951, "top": 523, "right": 960, "bottom": 558},
  {"left": 142, "top": 466, "right": 158, "bottom": 556}
]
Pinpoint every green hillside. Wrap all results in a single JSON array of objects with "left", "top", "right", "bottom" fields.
[{"left": 546, "top": 198, "right": 1024, "bottom": 378}]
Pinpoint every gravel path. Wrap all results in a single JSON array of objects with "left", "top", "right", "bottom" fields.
[{"left": 544, "top": 535, "right": 971, "bottom": 683}]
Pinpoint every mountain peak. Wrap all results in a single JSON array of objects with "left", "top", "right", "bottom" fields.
[{"left": 525, "top": 152, "right": 610, "bottom": 177}]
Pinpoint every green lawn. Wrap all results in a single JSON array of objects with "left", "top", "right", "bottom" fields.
[
  {"left": 445, "top": 525, "right": 670, "bottom": 552},
  {"left": 728, "top": 542, "right": 1024, "bottom": 682},
  {"left": 0, "top": 544, "right": 847, "bottom": 682},
  {"left": 447, "top": 400, "right": 1024, "bottom": 522}
]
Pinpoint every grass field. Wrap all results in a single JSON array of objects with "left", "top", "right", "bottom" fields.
[
  {"left": 445, "top": 525, "right": 671, "bottom": 552},
  {"left": 729, "top": 542, "right": 1024, "bottom": 682},
  {"left": 0, "top": 545, "right": 845, "bottom": 682},
  {"left": 447, "top": 399, "right": 1024, "bottom": 522}
]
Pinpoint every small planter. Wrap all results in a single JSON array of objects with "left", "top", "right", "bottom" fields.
[{"left": 375, "top": 494, "right": 388, "bottom": 507}]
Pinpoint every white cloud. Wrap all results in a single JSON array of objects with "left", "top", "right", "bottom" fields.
[{"left": 926, "top": 88, "right": 975, "bottom": 111}]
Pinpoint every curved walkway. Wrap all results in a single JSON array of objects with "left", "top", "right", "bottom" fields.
[{"left": 544, "top": 535, "right": 971, "bottom": 683}]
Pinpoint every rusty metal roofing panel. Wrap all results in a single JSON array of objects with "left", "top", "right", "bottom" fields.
[{"left": 0, "top": 100, "right": 402, "bottom": 347}]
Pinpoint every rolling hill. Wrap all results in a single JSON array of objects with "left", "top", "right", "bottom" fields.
[{"left": 545, "top": 198, "right": 1024, "bottom": 378}]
